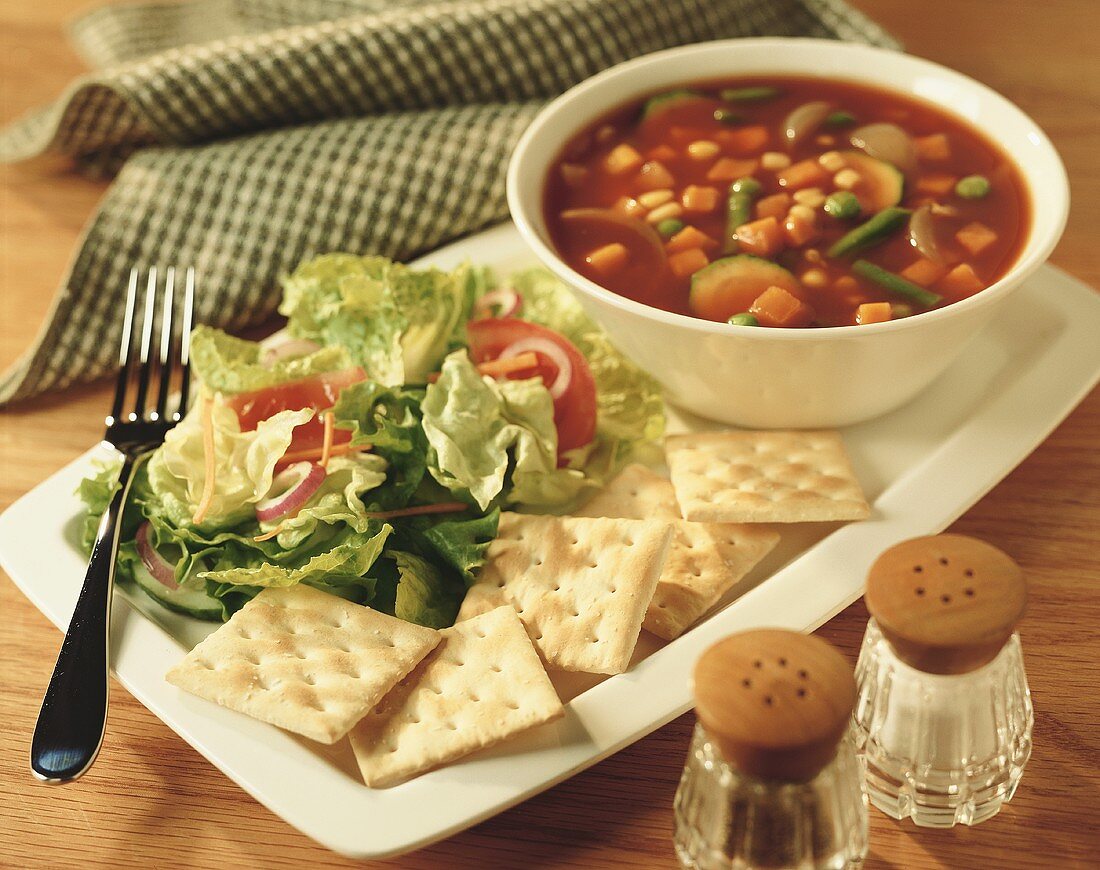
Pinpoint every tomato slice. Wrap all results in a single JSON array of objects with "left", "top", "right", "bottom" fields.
[
  {"left": 225, "top": 367, "right": 367, "bottom": 451},
  {"left": 467, "top": 318, "right": 597, "bottom": 454}
]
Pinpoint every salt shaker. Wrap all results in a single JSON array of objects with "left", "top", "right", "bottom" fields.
[
  {"left": 674, "top": 629, "right": 868, "bottom": 870},
  {"left": 851, "top": 534, "right": 1032, "bottom": 827}
]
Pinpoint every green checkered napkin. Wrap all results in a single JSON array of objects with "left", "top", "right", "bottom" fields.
[{"left": 0, "top": 0, "right": 895, "bottom": 404}]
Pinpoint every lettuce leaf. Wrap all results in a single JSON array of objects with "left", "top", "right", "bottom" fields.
[
  {"left": 279, "top": 254, "right": 482, "bottom": 385},
  {"left": 189, "top": 325, "right": 353, "bottom": 394},
  {"left": 421, "top": 351, "right": 587, "bottom": 510},
  {"left": 76, "top": 455, "right": 124, "bottom": 551},
  {"left": 146, "top": 400, "right": 312, "bottom": 530},
  {"left": 391, "top": 551, "right": 464, "bottom": 629}
]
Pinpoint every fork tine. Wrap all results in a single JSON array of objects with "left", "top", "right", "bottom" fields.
[
  {"left": 131, "top": 268, "right": 158, "bottom": 421},
  {"left": 176, "top": 267, "right": 195, "bottom": 420},
  {"left": 109, "top": 269, "right": 140, "bottom": 426},
  {"left": 154, "top": 267, "right": 177, "bottom": 422}
]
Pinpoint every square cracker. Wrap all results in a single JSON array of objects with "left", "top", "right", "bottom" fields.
[
  {"left": 458, "top": 513, "right": 673, "bottom": 674},
  {"left": 166, "top": 585, "right": 439, "bottom": 744},
  {"left": 577, "top": 463, "right": 779, "bottom": 639},
  {"left": 349, "top": 605, "right": 563, "bottom": 787},
  {"left": 665, "top": 430, "right": 870, "bottom": 523}
]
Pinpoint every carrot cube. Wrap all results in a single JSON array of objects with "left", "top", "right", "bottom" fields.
[
  {"left": 777, "top": 158, "right": 830, "bottom": 191},
  {"left": 681, "top": 184, "right": 720, "bottom": 213},
  {"left": 604, "top": 143, "right": 643, "bottom": 175},
  {"left": 914, "top": 133, "right": 951, "bottom": 161},
  {"left": 717, "top": 125, "right": 770, "bottom": 155},
  {"left": 584, "top": 243, "right": 629, "bottom": 275},
  {"left": 668, "top": 248, "right": 709, "bottom": 278},
  {"left": 900, "top": 258, "right": 949, "bottom": 286},
  {"left": 750, "top": 285, "right": 815, "bottom": 328},
  {"left": 937, "top": 263, "right": 984, "bottom": 296},
  {"left": 612, "top": 196, "right": 646, "bottom": 218},
  {"left": 736, "top": 216, "right": 785, "bottom": 258},
  {"left": 635, "top": 160, "right": 675, "bottom": 191},
  {"left": 647, "top": 145, "right": 677, "bottom": 162},
  {"left": 755, "top": 192, "right": 792, "bottom": 221},
  {"left": 856, "top": 302, "right": 893, "bottom": 325},
  {"left": 955, "top": 221, "right": 998, "bottom": 256},
  {"left": 666, "top": 225, "right": 718, "bottom": 254},
  {"left": 784, "top": 214, "right": 819, "bottom": 247},
  {"left": 560, "top": 163, "right": 587, "bottom": 188},
  {"left": 914, "top": 174, "right": 957, "bottom": 196},
  {"left": 707, "top": 157, "right": 759, "bottom": 182}
]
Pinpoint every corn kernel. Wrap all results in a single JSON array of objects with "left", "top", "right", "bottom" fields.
[
  {"left": 604, "top": 143, "right": 643, "bottom": 175},
  {"left": 818, "top": 150, "right": 845, "bottom": 173},
  {"left": 687, "top": 140, "right": 721, "bottom": 160},
  {"left": 645, "top": 202, "right": 684, "bottom": 224},
  {"left": 637, "top": 188, "right": 674, "bottom": 209},
  {"left": 761, "top": 151, "right": 792, "bottom": 171},
  {"left": 815, "top": 134, "right": 836, "bottom": 148},
  {"left": 792, "top": 187, "right": 826, "bottom": 207},
  {"left": 801, "top": 268, "right": 829, "bottom": 288},
  {"left": 595, "top": 124, "right": 616, "bottom": 143},
  {"left": 789, "top": 204, "right": 816, "bottom": 224},
  {"left": 833, "top": 168, "right": 861, "bottom": 190}
]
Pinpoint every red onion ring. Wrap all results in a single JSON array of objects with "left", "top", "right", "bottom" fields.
[
  {"left": 256, "top": 462, "right": 326, "bottom": 522},
  {"left": 499, "top": 337, "right": 573, "bottom": 400},
  {"left": 260, "top": 337, "right": 322, "bottom": 367},
  {"left": 472, "top": 288, "right": 522, "bottom": 320},
  {"left": 136, "top": 522, "right": 179, "bottom": 590}
]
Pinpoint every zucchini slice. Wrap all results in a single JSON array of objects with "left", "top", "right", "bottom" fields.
[
  {"left": 840, "top": 151, "right": 904, "bottom": 213},
  {"left": 689, "top": 255, "right": 802, "bottom": 322},
  {"left": 641, "top": 90, "right": 709, "bottom": 120}
]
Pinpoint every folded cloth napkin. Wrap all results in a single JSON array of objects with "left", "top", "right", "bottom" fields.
[{"left": 0, "top": 0, "right": 896, "bottom": 404}]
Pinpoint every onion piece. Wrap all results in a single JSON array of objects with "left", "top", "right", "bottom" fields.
[
  {"left": 472, "top": 288, "right": 522, "bottom": 320},
  {"left": 909, "top": 204, "right": 947, "bottom": 264},
  {"left": 559, "top": 208, "right": 667, "bottom": 265},
  {"left": 136, "top": 522, "right": 179, "bottom": 590},
  {"left": 499, "top": 336, "right": 573, "bottom": 400},
  {"left": 783, "top": 101, "right": 832, "bottom": 150},
  {"left": 260, "top": 337, "right": 322, "bottom": 367},
  {"left": 256, "top": 462, "right": 326, "bottom": 522},
  {"left": 850, "top": 123, "right": 917, "bottom": 174}
]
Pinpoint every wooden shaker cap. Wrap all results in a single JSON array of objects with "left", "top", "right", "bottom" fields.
[
  {"left": 693, "top": 629, "right": 856, "bottom": 783},
  {"left": 865, "top": 534, "right": 1026, "bottom": 675}
]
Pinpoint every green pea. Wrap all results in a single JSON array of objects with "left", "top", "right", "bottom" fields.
[
  {"left": 955, "top": 175, "right": 991, "bottom": 199},
  {"left": 656, "top": 218, "right": 685, "bottom": 239},
  {"left": 824, "top": 190, "right": 861, "bottom": 220},
  {"left": 727, "top": 313, "right": 759, "bottom": 326},
  {"left": 890, "top": 302, "right": 914, "bottom": 319},
  {"left": 713, "top": 108, "right": 745, "bottom": 125},
  {"left": 825, "top": 110, "right": 856, "bottom": 127},
  {"left": 720, "top": 86, "right": 780, "bottom": 103},
  {"left": 730, "top": 176, "right": 762, "bottom": 195}
]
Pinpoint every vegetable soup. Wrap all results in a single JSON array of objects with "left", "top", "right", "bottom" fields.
[{"left": 544, "top": 77, "right": 1029, "bottom": 328}]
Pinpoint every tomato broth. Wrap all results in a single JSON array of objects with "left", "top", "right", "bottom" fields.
[{"left": 544, "top": 76, "right": 1029, "bottom": 328}]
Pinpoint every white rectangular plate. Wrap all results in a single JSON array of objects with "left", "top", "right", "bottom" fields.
[{"left": 3, "top": 223, "right": 1099, "bottom": 858}]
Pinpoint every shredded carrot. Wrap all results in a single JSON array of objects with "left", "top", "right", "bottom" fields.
[
  {"left": 365, "top": 502, "right": 470, "bottom": 520},
  {"left": 428, "top": 353, "right": 540, "bottom": 383},
  {"left": 192, "top": 396, "right": 217, "bottom": 525},
  {"left": 253, "top": 524, "right": 285, "bottom": 542},
  {"left": 319, "top": 411, "right": 335, "bottom": 469},
  {"left": 276, "top": 441, "right": 371, "bottom": 466}
]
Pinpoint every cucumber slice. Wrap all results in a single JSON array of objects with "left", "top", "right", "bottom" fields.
[
  {"left": 641, "top": 90, "right": 708, "bottom": 120},
  {"left": 690, "top": 256, "right": 801, "bottom": 322},
  {"left": 840, "top": 151, "right": 904, "bottom": 213},
  {"left": 130, "top": 561, "right": 223, "bottom": 620}
]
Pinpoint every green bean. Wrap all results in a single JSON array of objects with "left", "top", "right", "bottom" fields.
[
  {"left": 724, "top": 179, "right": 761, "bottom": 254},
  {"left": 824, "top": 191, "right": 861, "bottom": 220},
  {"left": 730, "top": 176, "right": 762, "bottom": 195},
  {"left": 727, "top": 313, "right": 759, "bottom": 326},
  {"left": 827, "top": 207, "right": 911, "bottom": 258},
  {"left": 713, "top": 108, "right": 745, "bottom": 125},
  {"left": 955, "top": 175, "right": 991, "bottom": 199},
  {"left": 852, "top": 260, "right": 943, "bottom": 307},
  {"left": 656, "top": 218, "right": 685, "bottom": 239},
  {"left": 825, "top": 110, "right": 856, "bottom": 127},
  {"left": 720, "top": 86, "right": 780, "bottom": 103}
]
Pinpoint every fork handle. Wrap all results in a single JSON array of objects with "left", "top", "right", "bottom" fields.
[{"left": 30, "top": 454, "right": 137, "bottom": 783}]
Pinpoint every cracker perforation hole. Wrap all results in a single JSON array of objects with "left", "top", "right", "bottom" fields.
[
  {"left": 913, "top": 565, "right": 923, "bottom": 573},
  {"left": 939, "top": 557, "right": 949, "bottom": 566},
  {"left": 940, "top": 594, "right": 952, "bottom": 604},
  {"left": 964, "top": 568, "right": 975, "bottom": 577},
  {"left": 965, "top": 588, "right": 976, "bottom": 597},
  {"left": 741, "top": 678, "right": 751, "bottom": 688},
  {"left": 915, "top": 587, "right": 926, "bottom": 597}
]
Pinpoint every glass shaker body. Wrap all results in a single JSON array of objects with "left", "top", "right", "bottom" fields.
[
  {"left": 851, "top": 618, "right": 1032, "bottom": 827},
  {"left": 675, "top": 722, "right": 868, "bottom": 870}
]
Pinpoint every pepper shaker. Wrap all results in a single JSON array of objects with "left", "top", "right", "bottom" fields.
[
  {"left": 851, "top": 534, "right": 1032, "bottom": 827},
  {"left": 674, "top": 629, "right": 868, "bottom": 870}
]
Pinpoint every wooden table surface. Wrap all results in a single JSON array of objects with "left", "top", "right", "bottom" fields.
[{"left": 2, "top": 1, "right": 1097, "bottom": 867}]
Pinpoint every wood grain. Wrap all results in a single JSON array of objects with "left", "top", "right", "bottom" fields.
[{"left": 2, "top": 1, "right": 1098, "bottom": 867}]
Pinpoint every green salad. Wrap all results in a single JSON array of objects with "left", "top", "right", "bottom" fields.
[{"left": 79, "top": 257, "right": 664, "bottom": 628}]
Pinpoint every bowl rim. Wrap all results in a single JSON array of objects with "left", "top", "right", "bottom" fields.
[{"left": 507, "top": 37, "right": 1070, "bottom": 340}]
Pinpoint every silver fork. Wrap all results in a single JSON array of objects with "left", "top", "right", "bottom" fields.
[{"left": 30, "top": 266, "right": 195, "bottom": 783}]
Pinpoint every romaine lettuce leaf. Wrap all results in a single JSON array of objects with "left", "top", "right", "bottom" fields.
[
  {"left": 189, "top": 325, "right": 353, "bottom": 394},
  {"left": 76, "top": 455, "right": 124, "bottom": 551},
  {"left": 391, "top": 551, "right": 463, "bottom": 629},
  {"left": 279, "top": 254, "right": 482, "bottom": 385},
  {"left": 146, "top": 399, "right": 312, "bottom": 530}
]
